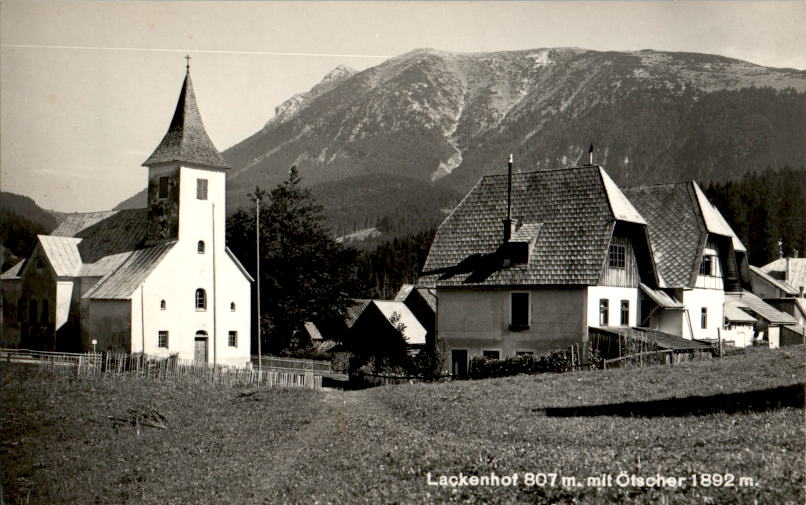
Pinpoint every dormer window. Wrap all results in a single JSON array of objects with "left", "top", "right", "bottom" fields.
[
  {"left": 197, "top": 241, "right": 205, "bottom": 254},
  {"left": 196, "top": 178, "right": 208, "bottom": 200},
  {"left": 158, "top": 177, "right": 169, "bottom": 199},
  {"left": 608, "top": 244, "right": 626, "bottom": 269},
  {"left": 699, "top": 255, "right": 714, "bottom": 276}
]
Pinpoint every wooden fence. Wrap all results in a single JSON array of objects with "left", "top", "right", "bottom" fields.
[
  {"left": 252, "top": 355, "right": 332, "bottom": 373},
  {"left": 1, "top": 348, "right": 322, "bottom": 389}
]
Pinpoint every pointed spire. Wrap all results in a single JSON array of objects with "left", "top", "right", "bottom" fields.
[{"left": 143, "top": 63, "right": 230, "bottom": 169}]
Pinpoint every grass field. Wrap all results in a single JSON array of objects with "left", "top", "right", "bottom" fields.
[{"left": 2, "top": 346, "right": 804, "bottom": 504}]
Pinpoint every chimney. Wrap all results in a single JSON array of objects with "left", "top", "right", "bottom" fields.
[
  {"left": 588, "top": 144, "right": 594, "bottom": 165},
  {"left": 503, "top": 153, "right": 513, "bottom": 242},
  {"left": 800, "top": 286, "right": 804, "bottom": 298}
]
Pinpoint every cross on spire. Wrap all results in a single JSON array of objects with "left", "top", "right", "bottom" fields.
[{"left": 185, "top": 54, "right": 191, "bottom": 71}]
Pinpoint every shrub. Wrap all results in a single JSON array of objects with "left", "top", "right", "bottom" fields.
[{"left": 468, "top": 350, "right": 572, "bottom": 379}]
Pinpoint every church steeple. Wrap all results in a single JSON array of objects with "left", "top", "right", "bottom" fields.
[{"left": 143, "top": 63, "right": 230, "bottom": 170}]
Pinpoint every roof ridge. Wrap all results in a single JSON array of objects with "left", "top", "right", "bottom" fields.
[
  {"left": 621, "top": 181, "right": 694, "bottom": 191},
  {"left": 481, "top": 165, "right": 599, "bottom": 180}
]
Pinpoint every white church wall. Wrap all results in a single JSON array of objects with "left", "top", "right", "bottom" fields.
[{"left": 136, "top": 234, "right": 251, "bottom": 366}]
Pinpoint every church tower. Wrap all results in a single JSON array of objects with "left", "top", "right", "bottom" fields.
[{"left": 142, "top": 59, "right": 230, "bottom": 248}]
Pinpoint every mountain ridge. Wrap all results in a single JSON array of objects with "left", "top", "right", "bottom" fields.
[{"left": 116, "top": 47, "right": 806, "bottom": 238}]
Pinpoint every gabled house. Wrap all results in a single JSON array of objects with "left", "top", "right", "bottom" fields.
[
  {"left": 760, "top": 258, "right": 806, "bottom": 296},
  {"left": 394, "top": 284, "right": 436, "bottom": 346},
  {"left": 347, "top": 300, "right": 427, "bottom": 355},
  {"left": 418, "top": 164, "right": 660, "bottom": 375},
  {"left": 0, "top": 64, "right": 253, "bottom": 366},
  {"left": 621, "top": 182, "right": 750, "bottom": 341},
  {"left": 748, "top": 259, "right": 806, "bottom": 345}
]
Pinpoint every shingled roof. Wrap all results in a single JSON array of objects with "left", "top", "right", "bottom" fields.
[
  {"left": 419, "top": 165, "right": 644, "bottom": 287},
  {"left": 142, "top": 70, "right": 230, "bottom": 169},
  {"left": 621, "top": 182, "right": 743, "bottom": 289}
]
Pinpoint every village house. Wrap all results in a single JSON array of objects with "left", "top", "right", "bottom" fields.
[
  {"left": 0, "top": 64, "right": 253, "bottom": 366},
  {"left": 418, "top": 160, "right": 664, "bottom": 376},
  {"left": 620, "top": 181, "right": 749, "bottom": 342},
  {"left": 748, "top": 259, "right": 806, "bottom": 345}
]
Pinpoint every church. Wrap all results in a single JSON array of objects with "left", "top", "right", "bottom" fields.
[{"left": 1, "top": 62, "right": 253, "bottom": 367}]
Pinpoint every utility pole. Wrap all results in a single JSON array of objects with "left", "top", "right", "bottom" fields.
[{"left": 255, "top": 196, "right": 262, "bottom": 374}]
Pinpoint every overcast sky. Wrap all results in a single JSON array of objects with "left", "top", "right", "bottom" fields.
[{"left": 2, "top": 0, "right": 805, "bottom": 212}]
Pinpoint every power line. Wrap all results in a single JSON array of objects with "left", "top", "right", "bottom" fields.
[{"left": 1, "top": 43, "right": 391, "bottom": 59}]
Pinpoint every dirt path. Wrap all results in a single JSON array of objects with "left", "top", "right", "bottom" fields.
[{"left": 253, "top": 387, "right": 364, "bottom": 498}]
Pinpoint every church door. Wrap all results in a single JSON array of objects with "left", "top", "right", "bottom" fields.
[{"left": 194, "top": 331, "right": 208, "bottom": 363}]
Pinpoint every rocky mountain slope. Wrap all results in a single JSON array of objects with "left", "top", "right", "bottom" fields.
[{"left": 122, "top": 47, "right": 806, "bottom": 236}]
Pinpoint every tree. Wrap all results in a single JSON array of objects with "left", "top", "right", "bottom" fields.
[{"left": 227, "top": 167, "right": 364, "bottom": 352}]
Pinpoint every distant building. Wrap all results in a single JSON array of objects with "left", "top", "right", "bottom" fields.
[
  {"left": 346, "top": 300, "right": 427, "bottom": 355},
  {"left": 760, "top": 258, "right": 806, "bottom": 296},
  {"left": 723, "top": 291, "right": 798, "bottom": 347},
  {"left": 1, "top": 64, "right": 253, "bottom": 366}
]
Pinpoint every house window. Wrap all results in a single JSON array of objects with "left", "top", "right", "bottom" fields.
[
  {"left": 36, "top": 260, "right": 44, "bottom": 270},
  {"left": 701, "top": 307, "right": 708, "bottom": 329},
  {"left": 620, "top": 300, "right": 629, "bottom": 326},
  {"left": 195, "top": 289, "right": 207, "bottom": 311},
  {"left": 28, "top": 300, "right": 38, "bottom": 325},
  {"left": 158, "top": 331, "right": 168, "bottom": 348},
  {"left": 510, "top": 292, "right": 529, "bottom": 330},
  {"left": 197, "top": 240, "right": 205, "bottom": 254},
  {"left": 160, "top": 300, "right": 166, "bottom": 311},
  {"left": 608, "top": 244, "right": 626, "bottom": 269},
  {"left": 158, "top": 177, "right": 169, "bottom": 199},
  {"left": 230, "top": 302, "right": 236, "bottom": 312},
  {"left": 228, "top": 331, "right": 238, "bottom": 347},
  {"left": 599, "top": 299, "right": 609, "bottom": 326},
  {"left": 40, "top": 300, "right": 49, "bottom": 324},
  {"left": 482, "top": 350, "right": 500, "bottom": 360},
  {"left": 699, "top": 255, "right": 714, "bottom": 276},
  {"left": 196, "top": 178, "right": 208, "bottom": 200}
]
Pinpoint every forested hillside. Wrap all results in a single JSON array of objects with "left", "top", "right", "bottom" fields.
[
  {"left": 0, "top": 192, "right": 58, "bottom": 271},
  {"left": 704, "top": 166, "right": 806, "bottom": 266}
]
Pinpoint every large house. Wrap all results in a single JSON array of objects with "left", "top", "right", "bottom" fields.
[
  {"left": 1, "top": 64, "right": 253, "bottom": 366},
  {"left": 418, "top": 163, "right": 662, "bottom": 375}
]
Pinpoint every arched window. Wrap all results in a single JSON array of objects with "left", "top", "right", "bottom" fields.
[
  {"left": 230, "top": 302, "right": 236, "bottom": 312},
  {"left": 160, "top": 300, "right": 166, "bottom": 311},
  {"left": 40, "top": 300, "right": 49, "bottom": 324},
  {"left": 197, "top": 240, "right": 205, "bottom": 254},
  {"left": 195, "top": 289, "right": 207, "bottom": 311},
  {"left": 28, "top": 300, "right": 38, "bottom": 324},
  {"left": 17, "top": 298, "right": 25, "bottom": 322}
]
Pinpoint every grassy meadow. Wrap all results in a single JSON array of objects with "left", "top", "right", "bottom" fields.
[{"left": 1, "top": 346, "right": 804, "bottom": 504}]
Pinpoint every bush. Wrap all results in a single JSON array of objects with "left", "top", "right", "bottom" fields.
[{"left": 469, "top": 351, "right": 572, "bottom": 379}]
